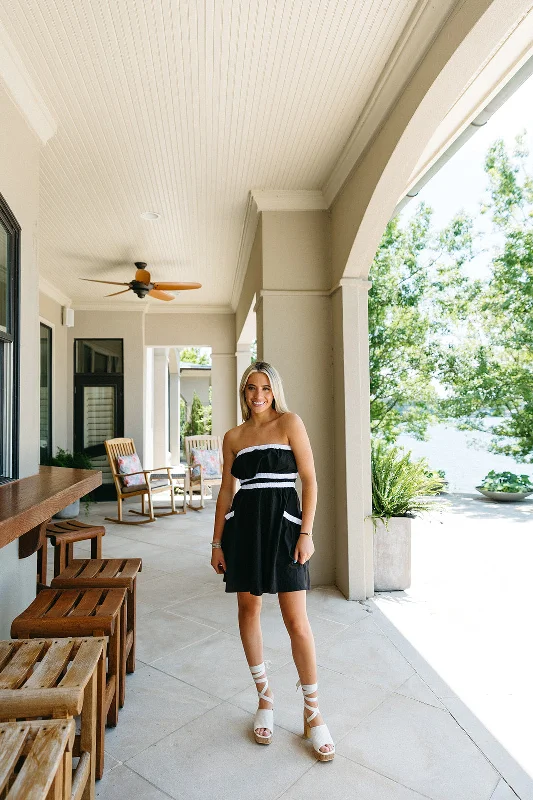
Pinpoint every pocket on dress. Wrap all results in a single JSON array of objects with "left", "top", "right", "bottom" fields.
[{"left": 282, "top": 510, "right": 301, "bottom": 525}]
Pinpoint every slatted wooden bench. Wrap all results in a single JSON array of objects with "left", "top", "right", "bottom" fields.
[
  {"left": 10, "top": 588, "right": 126, "bottom": 728},
  {"left": 51, "top": 558, "right": 142, "bottom": 689},
  {"left": 0, "top": 638, "right": 105, "bottom": 796},
  {"left": 37, "top": 521, "right": 105, "bottom": 586},
  {"left": 0, "top": 719, "right": 75, "bottom": 800}
]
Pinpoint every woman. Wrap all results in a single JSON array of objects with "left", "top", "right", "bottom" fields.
[{"left": 210, "top": 361, "right": 335, "bottom": 761}]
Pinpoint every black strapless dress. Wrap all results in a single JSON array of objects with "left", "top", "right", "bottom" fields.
[{"left": 221, "top": 444, "right": 311, "bottom": 596}]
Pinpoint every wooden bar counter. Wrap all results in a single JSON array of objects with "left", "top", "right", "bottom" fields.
[{"left": 0, "top": 467, "right": 102, "bottom": 559}]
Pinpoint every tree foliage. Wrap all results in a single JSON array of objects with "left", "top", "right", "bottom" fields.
[
  {"left": 438, "top": 135, "right": 533, "bottom": 462},
  {"left": 180, "top": 347, "right": 211, "bottom": 365},
  {"left": 369, "top": 203, "right": 476, "bottom": 442}
]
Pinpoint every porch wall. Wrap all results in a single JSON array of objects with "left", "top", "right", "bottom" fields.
[
  {"left": 39, "top": 291, "right": 69, "bottom": 452},
  {"left": 0, "top": 87, "right": 41, "bottom": 637}
]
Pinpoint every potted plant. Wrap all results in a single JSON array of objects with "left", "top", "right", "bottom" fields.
[
  {"left": 44, "top": 448, "right": 95, "bottom": 518},
  {"left": 476, "top": 470, "right": 533, "bottom": 502},
  {"left": 370, "top": 440, "right": 445, "bottom": 591}
]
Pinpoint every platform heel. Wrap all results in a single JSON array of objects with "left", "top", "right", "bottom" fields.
[
  {"left": 250, "top": 662, "right": 274, "bottom": 744},
  {"left": 297, "top": 680, "right": 335, "bottom": 761}
]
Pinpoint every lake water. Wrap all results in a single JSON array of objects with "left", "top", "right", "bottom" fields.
[{"left": 396, "top": 418, "right": 533, "bottom": 492}]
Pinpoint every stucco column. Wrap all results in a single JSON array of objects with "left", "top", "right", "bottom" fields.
[
  {"left": 256, "top": 290, "right": 334, "bottom": 587},
  {"left": 235, "top": 342, "right": 252, "bottom": 421},
  {"left": 153, "top": 347, "right": 170, "bottom": 466},
  {"left": 332, "top": 277, "right": 373, "bottom": 600},
  {"left": 211, "top": 353, "right": 237, "bottom": 437},
  {"left": 169, "top": 349, "right": 181, "bottom": 464}
]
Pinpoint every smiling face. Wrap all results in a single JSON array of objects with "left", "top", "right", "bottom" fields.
[{"left": 244, "top": 371, "right": 275, "bottom": 416}]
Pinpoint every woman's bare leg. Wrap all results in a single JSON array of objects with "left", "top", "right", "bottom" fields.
[
  {"left": 278, "top": 590, "right": 333, "bottom": 753},
  {"left": 237, "top": 591, "right": 272, "bottom": 737}
]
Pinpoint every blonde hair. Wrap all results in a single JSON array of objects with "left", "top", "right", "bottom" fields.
[{"left": 239, "top": 361, "right": 289, "bottom": 422}]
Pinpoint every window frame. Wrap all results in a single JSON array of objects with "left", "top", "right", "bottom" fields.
[{"left": 0, "top": 191, "right": 20, "bottom": 481}]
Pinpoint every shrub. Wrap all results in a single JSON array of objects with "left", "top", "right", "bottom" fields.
[
  {"left": 370, "top": 439, "right": 445, "bottom": 524},
  {"left": 479, "top": 470, "right": 533, "bottom": 493}
]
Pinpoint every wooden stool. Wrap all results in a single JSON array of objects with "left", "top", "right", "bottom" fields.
[
  {"left": 0, "top": 719, "right": 75, "bottom": 800},
  {"left": 10, "top": 588, "right": 126, "bottom": 728},
  {"left": 37, "top": 521, "right": 105, "bottom": 586},
  {"left": 51, "top": 558, "right": 142, "bottom": 691},
  {"left": 0, "top": 637, "right": 105, "bottom": 795}
]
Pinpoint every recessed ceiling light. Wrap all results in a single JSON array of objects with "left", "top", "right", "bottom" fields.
[{"left": 140, "top": 211, "right": 160, "bottom": 220}]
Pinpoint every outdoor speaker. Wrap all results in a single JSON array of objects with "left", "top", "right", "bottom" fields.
[{"left": 62, "top": 306, "right": 74, "bottom": 327}]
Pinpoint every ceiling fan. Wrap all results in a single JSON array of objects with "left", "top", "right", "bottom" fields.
[{"left": 81, "top": 262, "right": 202, "bottom": 301}]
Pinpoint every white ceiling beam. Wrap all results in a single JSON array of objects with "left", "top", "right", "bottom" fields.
[{"left": 0, "top": 20, "right": 56, "bottom": 144}]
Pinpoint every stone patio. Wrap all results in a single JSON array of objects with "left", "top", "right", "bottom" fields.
[{"left": 48, "top": 495, "right": 521, "bottom": 800}]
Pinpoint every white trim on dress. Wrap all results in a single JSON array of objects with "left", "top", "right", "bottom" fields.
[
  {"left": 240, "top": 472, "right": 298, "bottom": 483},
  {"left": 235, "top": 443, "right": 292, "bottom": 458},
  {"left": 283, "top": 510, "right": 302, "bottom": 525},
  {"left": 239, "top": 482, "right": 296, "bottom": 490}
]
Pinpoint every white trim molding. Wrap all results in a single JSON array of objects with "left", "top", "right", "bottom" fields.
[
  {"left": 251, "top": 189, "right": 327, "bottom": 211},
  {"left": 0, "top": 20, "right": 56, "bottom": 144},
  {"left": 231, "top": 191, "right": 260, "bottom": 312},
  {"left": 260, "top": 288, "right": 330, "bottom": 298},
  {"left": 329, "top": 277, "right": 372, "bottom": 295},
  {"left": 322, "top": 0, "right": 456, "bottom": 206},
  {"left": 39, "top": 276, "right": 72, "bottom": 308}
]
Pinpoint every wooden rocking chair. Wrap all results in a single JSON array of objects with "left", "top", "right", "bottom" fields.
[
  {"left": 104, "top": 437, "right": 186, "bottom": 524},
  {"left": 184, "top": 435, "right": 223, "bottom": 510}
]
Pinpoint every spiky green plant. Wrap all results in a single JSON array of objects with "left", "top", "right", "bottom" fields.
[{"left": 370, "top": 439, "right": 445, "bottom": 526}]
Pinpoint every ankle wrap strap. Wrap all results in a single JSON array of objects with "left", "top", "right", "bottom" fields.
[
  {"left": 250, "top": 661, "right": 273, "bottom": 705},
  {"left": 296, "top": 679, "right": 319, "bottom": 722}
]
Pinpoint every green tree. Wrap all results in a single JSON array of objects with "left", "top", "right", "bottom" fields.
[
  {"left": 439, "top": 135, "right": 533, "bottom": 461},
  {"left": 369, "top": 204, "right": 476, "bottom": 442},
  {"left": 183, "top": 391, "right": 211, "bottom": 436},
  {"left": 180, "top": 347, "right": 211, "bottom": 365}
]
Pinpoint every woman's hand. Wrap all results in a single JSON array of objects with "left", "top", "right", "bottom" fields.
[
  {"left": 293, "top": 534, "right": 315, "bottom": 565},
  {"left": 211, "top": 547, "right": 227, "bottom": 574}
]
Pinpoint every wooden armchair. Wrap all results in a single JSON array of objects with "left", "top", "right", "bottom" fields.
[
  {"left": 184, "top": 435, "right": 223, "bottom": 510},
  {"left": 104, "top": 437, "right": 185, "bottom": 523}
]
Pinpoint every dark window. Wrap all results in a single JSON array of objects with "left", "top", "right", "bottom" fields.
[
  {"left": 0, "top": 192, "right": 20, "bottom": 481},
  {"left": 75, "top": 339, "right": 123, "bottom": 374},
  {"left": 40, "top": 323, "right": 52, "bottom": 464}
]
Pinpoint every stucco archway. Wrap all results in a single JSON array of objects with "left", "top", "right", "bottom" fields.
[{"left": 331, "top": 0, "right": 533, "bottom": 600}]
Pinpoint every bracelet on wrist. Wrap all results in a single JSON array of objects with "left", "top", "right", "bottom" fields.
[
  {"left": 299, "top": 531, "right": 312, "bottom": 537},
  {"left": 211, "top": 541, "right": 222, "bottom": 548}
]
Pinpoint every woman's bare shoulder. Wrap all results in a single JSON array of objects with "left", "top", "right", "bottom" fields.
[
  {"left": 280, "top": 411, "right": 304, "bottom": 433},
  {"left": 224, "top": 423, "right": 248, "bottom": 455}
]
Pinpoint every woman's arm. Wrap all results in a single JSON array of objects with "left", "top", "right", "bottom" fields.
[
  {"left": 284, "top": 413, "right": 317, "bottom": 563},
  {"left": 211, "top": 431, "right": 238, "bottom": 573}
]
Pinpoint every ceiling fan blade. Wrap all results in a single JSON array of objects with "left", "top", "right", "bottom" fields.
[
  {"left": 105, "top": 288, "right": 131, "bottom": 297},
  {"left": 81, "top": 278, "right": 130, "bottom": 286},
  {"left": 152, "top": 281, "right": 202, "bottom": 291},
  {"left": 148, "top": 289, "right": 174, "bottom": 301},
  {"left": 135, "top": 269, "right": 151, "bottom": 283}
]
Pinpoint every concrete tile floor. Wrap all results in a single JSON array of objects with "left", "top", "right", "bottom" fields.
[
  {"left": 372, "top": 493, "right": 533, "bottom": 800},
  {"left": 46, "top": 495, "right": 522, "bottom": 800}
]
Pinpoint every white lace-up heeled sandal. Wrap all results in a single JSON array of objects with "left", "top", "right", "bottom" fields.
[
  {"left": 297, "top": 680, "right": 335, "bottom": 761},
  {"left": 250, "top": 662, "right": 274, "bottom": 744}
]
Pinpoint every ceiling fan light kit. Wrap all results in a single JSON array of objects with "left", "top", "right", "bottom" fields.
[{"left": 81, "top": 261, "right": 201, "bottom": 301}]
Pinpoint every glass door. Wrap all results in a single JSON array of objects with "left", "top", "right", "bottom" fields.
[
  {"left": 74, "top": 339, "right": 124, "bottom": 500},
  {"left": 39, "top": 323, "right": 52, "bottom": 464}
]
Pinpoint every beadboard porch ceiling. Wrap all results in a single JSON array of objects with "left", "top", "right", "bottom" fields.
[{"left": 1, "top": 0, "right": 458, "bottom": 309}]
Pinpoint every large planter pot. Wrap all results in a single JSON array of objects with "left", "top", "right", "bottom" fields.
[
  {"left": 53, "top": 499, "right": 80, "bottom": 519},
  {"left": 373, "top": 516, "right": 411, "bottom": 592},
  {"left": 475, "top": 487, "right": 533, "bottom": 502}
]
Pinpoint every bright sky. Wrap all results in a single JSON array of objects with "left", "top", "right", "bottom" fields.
[{"left": 401, "top": 72, "right": 533, "bottom": 278}]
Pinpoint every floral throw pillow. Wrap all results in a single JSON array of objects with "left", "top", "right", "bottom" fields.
[
  {"left": 117, "top": 453, "right": 146, "bottom": 487},
  {"left": 190, "top": 448, "right": 221, "bottom": 479}
]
